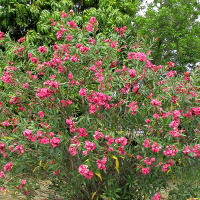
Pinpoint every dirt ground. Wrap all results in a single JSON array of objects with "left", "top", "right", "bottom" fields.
[{"left": 0, "top": 180, "right": 63, "bottom": 200}]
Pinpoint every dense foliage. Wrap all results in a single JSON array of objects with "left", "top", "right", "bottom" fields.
[
  {"left": 135, "top": 0, "right": 200, "bottom": 70},
  {"left": 1, "top": 0, "right": 200, "bottom": 70},
  {"left": 0, "top": 10, "right": 200, "bottom": 200}
]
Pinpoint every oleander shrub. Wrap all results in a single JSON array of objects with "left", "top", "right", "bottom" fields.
[{"left": 0, "top": 10, "right": 200, "bottom": 200}]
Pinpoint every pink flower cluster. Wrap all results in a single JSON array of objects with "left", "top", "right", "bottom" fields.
[
  {"left": 86, "top": 17, "right": 97, "bottom": 32},
  {"left": 0, "top": 142, "right": 7, "bottom": 158},
  {"left": 114, "top": 26, "right": 127, "bottom": 37},
  {"left": 128, "top": 69, "right": 137, "bottom": 78},
  {"left": 161, "top": 159, "right": 175, "bottom": 172},
  {"left": 0, "top": 31, "right": 4, "bottom": 40},
  {"left": 85, "top": 141, "right": 95, "bottom": 151},
  {"left": 50, "top": 137, "right": 61, "bottom": 148},
  {"left": 86, "top": 91, "right": 112, "bottom": 114},
  {"left": 144, "top": 157, "right": 156, "bottom": 166},
  {"left": 128, "top": 52, "right": 147, "bottom": 62},
  {"left": 163, "top": 145, "right": 178, "bottom": 157},
  {"left": 67, "top": 20, "right": 77, "bottom": 29},
  {"left": 23, "top": 129, "right": 35, "bottom": 142},
  {"left": 151, "top": 99, "right": 162, "bottom": 107},
  {"left": 128, "top": 101, "right": 138, "bottom": 115},
  {"left": 152, "top": 193, "right": 161, "bottom": 200},
  {"left": 93, "top": 130, "right": 104, "bottom": 140},
  {"left": 78, "top": 128, "right": 88, "bottom": 137},
  {"left": 152, "top": 142, "right": 162, "bottom": 153},
  {"left": 43, "top": 80, "right": 60, "bottom": 89},
  {"left": 141, "top": 167, "right": 150, "bottom": 175},
  {"left": 38, "top": 46, "right": 47, "bottom": 53},
  {"left": 1, "top": 65, "right": 15, "bottom": 84},
  {"left": 96, "top": 156, "right": 107, "bottom": 170},
  {"left": 183, "top": 144, "right": 200, "bottom": 157},
  {"left": 78, "top": 165, "right": 93, "bottom": 179},
  {"left": 36, "top": 88, "right": 52, "bottom": 100},
  {"left": 4, "top": 162, "right": 13, "bottom": 171}
]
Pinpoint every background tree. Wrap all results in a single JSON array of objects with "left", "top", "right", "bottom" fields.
[
  {"left": 1, "top": 0, "right": 200, "bottom": 71},
  {"left": 135, "top": 0, "right": 200, "bottom": 71},
  {"left": 0, "top": 0, "right": 73, "bottom": 39}
]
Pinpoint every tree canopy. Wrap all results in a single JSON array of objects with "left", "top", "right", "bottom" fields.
[{"left": 1, "top": 0, "right": 200, "bottom": 70}]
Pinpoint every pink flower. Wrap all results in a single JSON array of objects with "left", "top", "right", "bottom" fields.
[
  {"left": 61, "top": 12, "right": 67, "bottom": 18},
  {"left": 169, "top": 129, "right": 180, "bottom": 138},
  {"left": 78, "top": 128, "right": 88, "bottom": 137},
  {"left": 128, "top": 69, "right": 136, "bottom": 78},
  {"left": 69, "top": 145, "right": 78, "bottom": 155},
  {"left": 169, "top": 120, "right": 179, "bottom": 128},
  {"left": 23, "top": 129, "right": 35, "bottom": 142},
  {"left": 38, "top": 46, "right": 47, "bottom": 53},
  {"left": 79, "top": 88, "right": 87, "bottom": 96},
  {"left": 66, "top": 116, "right": 73, "bottom": 125},
  {"left": 1, "top": 75, "right": 12, "bottom": 84},
  {"left": 23, "top": 83, "right": 29, "bottom": 89},
  {"left": 0, "top": 31, "right": 4, "bottom": 40},
  {"left": 70, "top": 55, "right": 80, "bottom": 62},
  {"left": 0, "top": 142, "right": 5, "bottom": 150},
  {"left": 145, "top": 119, "right": 151, "bottom": 124},
  {"left": 162, "top": 164, "right": 169, "bottom": 172},
  {"left": 163, "top": 145, "right": 178, "bottom": 156},
  {"left": 37, "top": 88, "right": 51, "bottom": 100},
  {"left": 21, "top": 179, "right": 26, "bottom": 185},
  {"left": 78, "top": 165, "right": 93, "bottom": 179},
  {"left": 89, "top": 38, "right": 95, "bottom": 44},
  {"left": 86, "top": 23, "right": 93, "bottom": 32},
  {"left": 144, "top": 157, "right": 155, "bottom": 166},
  {"left": 0, "top": 171, "right": 5, "bottom": 178},
  {"left": 4, "top": 162, "right": 13, "bottom": 171},
  {"left": 97, "top": 156, "right": 107, "bottom": 170},
  {"left": 69, "top": 10, "right": 74, "bottom": 15},
  {"left": 183, "top": 145, "right": 191, "bottom": 155},
  {"left": 115, "top": 137, "right": 127, "bottom": 145},
  {"left": 141, "top": 167, "right": 150, "bottom": 175},
  {"left": 61, "top": 99, "right": 66, "bottom": 107},
  {"left": 56, "top": 32, "right": 63, "bottom": 39},
  {"left": 108, "top": 147, "right": 113, "bottom": 152},
  {"left": 30, "top": 57, "right": 38, "bottom": 64},
  {"left": 85, "top": 141, "right": 95, "bottom": 151},
  {"left": 82, "top": 150, "right": 88, "bottom": 156},
  {"left": 93, "top": 131, "right": 104, "bottom": 140},
  {"left": 66, "top": 35, "right": 72, "bottom": 41},
  {"left": 9, "top": 146, "right": 14, "bottom": 152},
  {"left": 67, "top": 100, "right": 73, "bottom": 105},
  {"left": 168, "top": 61, "right": 175, "bottom": 68},
  {"left": 50, "top": 137, "right": 61, "bottom": 148},
  {"left": 68, "top": 72, "right": 73, "bottom": 80},
  {"left": 89, "top": 17, "right": 97, "bottom": 24},
  {"left": 190, "top": 107, "right": 200, "bottom": 116},
  {"left": 38, "top": 137, "right": 49, "bottom": 144},
  {"left": 130, "top": 104, "right": 138, "bottom": 115},
  {"left": 67, "top": 21, "right": 77, "bottom": 28},
  {"left": 153, "top": 113, "right": 160, "bottom": 120},
  {"left": 167, "top": 70, "right": 176, "bottom": 77},
  {"left": 152, "top": 142, "right": 162, "bottom": 153},
  {"left": 38, "top": 111, "right": 45, "bottom": 118},
  {"left": 173, "top": 110, "right": 181, "bottom": 119},
  {"left": 137, "top": 155, "right": 143, "bottom": 160},
  {"left": 107, "top": 138, "right": 114, "bottom": 145},
  {"left": 2, "top": 121, "right": 10, "bottom": 127},
  {"left": 152, "top": 193, "right": 161, "bottom": 200},
  {"left": 151, "top": 99, "right": 161, "bottom": 107},
  {"left": 15, "top": 145, "right": 24, "bottom": 155},
  {"left": 143, "top": 139, "right": 151, "bottom": 148}
]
